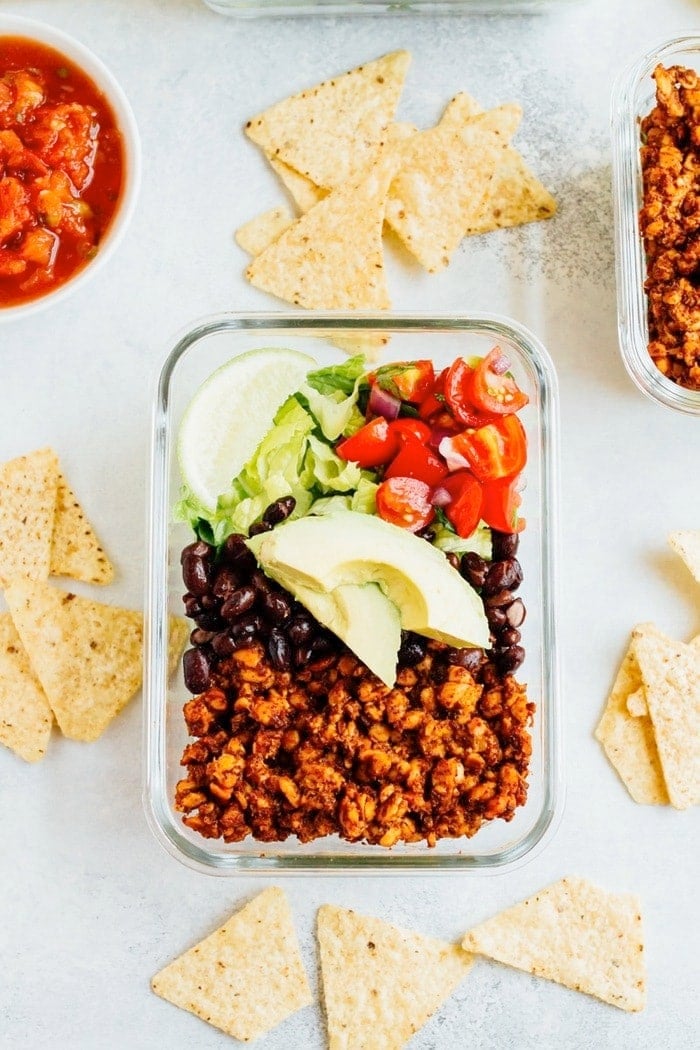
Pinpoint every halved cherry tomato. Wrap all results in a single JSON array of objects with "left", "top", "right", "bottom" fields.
[
  {"left": 336, "top": 417, "right": 398, "bottom": 468},
  {"left": 439, "top": 471, "right": 483, "bottom": 538},
  {"left": 384, "top": 441, "right": 448, "bottom": 487},
  {"left": 481, "top": 475, "right": 526, "bottom": 533},
  {"left": 469, "top": 348, "right": 529, "bottom": 415},
  {"left": 372, "top": 359, "right": 435, "bottom": 403},
  {"left": 444, "top": 357, "right": 502, "bottom": 427},
  {"left": 388, "top": 418, "right": 432, "bottom": 445},
  {"left": 439, "top": 414, "right": 527, "bottom": 482},
  {"left": 376, "top": 477, "right": 434, "bottom": 532}
]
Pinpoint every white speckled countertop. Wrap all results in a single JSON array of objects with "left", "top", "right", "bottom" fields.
[{"left": 2, "top": 0, "right": 699, "bottom": 1047}]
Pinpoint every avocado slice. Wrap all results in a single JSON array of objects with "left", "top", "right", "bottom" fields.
[{"left": 248, "top": 510, "right": 489, "bottom": 650}]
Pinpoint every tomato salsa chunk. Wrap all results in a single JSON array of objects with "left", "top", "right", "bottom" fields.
[{"left": 0, "top": 36, "right": 124, "bottom": 307}]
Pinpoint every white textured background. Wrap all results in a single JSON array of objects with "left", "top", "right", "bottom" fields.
[{"left": 1, "top": 0, "right": 699, "bottom": 1047}]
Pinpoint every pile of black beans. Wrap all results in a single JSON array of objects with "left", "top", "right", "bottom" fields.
[{"left": 180, "top": 496, "right": 526, "bottom": 694}]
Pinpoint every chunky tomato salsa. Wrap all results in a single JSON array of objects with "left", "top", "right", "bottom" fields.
[{"left": 0, "top": 37, "right": 124, "bottom": 307}]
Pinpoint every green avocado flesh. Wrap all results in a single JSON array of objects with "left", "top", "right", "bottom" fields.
[{"left": 247, "top": 511, "right": 490, "bottom": 676}]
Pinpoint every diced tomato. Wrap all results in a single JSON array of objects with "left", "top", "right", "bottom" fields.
[
  {"left": 336, "top": 417, "right": 398, "bottom": 468},
  {"left": 469, "top": 348, "right": 529, "bottom": 415},
  {"left": 438, "top": 471, "right": 483, "bottom": 538},
  {"left": 418, "top": 368, "right": 448, "bottom": 420},
  {"left": 388, "top": 418, "right": 432, "bottom": 445},
  {"left": 376, "top": 477, "right": 434, "bottom": 532},
  {"left": 439, "top": 414, "right": 527, "bottom": 482},
  {"left": 384, "top": 441, "right": 448, "bottom": 487},
  {"left": 481, "top": 475, "right": 526, "bottom": 533},
  {"left": 378, "top": 359, "right": 435, "bottom": 403}
]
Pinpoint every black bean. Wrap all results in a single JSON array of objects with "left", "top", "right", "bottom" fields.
[
  {"left": 190, "top": 628, "right": 214, "bottom": 646},
  {"left": 221, "top": 533, "right": 256, "bottom": 573},
  {"left": 487, "top": 606, "right": 507, "bottom": 630},
  {"left": 268, "top": 627, "right": 292, "bottom": 670},
  {"left": 200, "top": 593, "right": 219, "bottom": 610},
  {"left": 398, "top": 632, "right": 427, "bottom": 666},
  {"left": 263, "top": 496, "right": 296, "bottom": 525},
  {"left": 446, "top": 552, "right": 460, "bottom": 571},
  {"left": 211, "top": 631, "right": 237, "bottom": 658},
  {"left": 498, "top": 627, "right": 522, "bottom": 647},
  {"left": 183, "top": 648, "right": 211, "bottom": 693},
  {"left": 212, "top": 567, "right": 239, "bottom": 600},
  {"left": 461, "top": 552, "right": 488, "bottom": 589},
  {"left": 492, "top": 531, "right": 519, "bottom": 560},
  {"left": 417, "top": 526, "right": 436, "bottom": 542},
  {"left": 180, "top": 540, "right": 213, "bottom": 565},
  {"left": 309, "top": 634, "right": 333, "bottom": 656},
  {"left": 221, "top": 586, "right": 256, "bottom": 620},
  {"left": 249, "top": 520, "right": 273, "bottom": 537},
  {"left": 261, "top": 589, "right": 292, "bottom": 624},
  {"left": 192, "top": 610, "right": 224, "bottom": 632},
  {"left": 497, "top": 645, "right": 525, "bottom": 674},
  {"left": 483, "top": 558, "right": 523, "bottom": 596},
  {"left": 485, "top": 588, "right": 515, "bottom": 609},
  {"left": 293, "top": 645, "right": 312, "bottom": 668},
  {"left": 182, "top": 593, "right": 202, "bottom": 618},
  {"left": 181, "top": 551, "right": 210, "bottom": 596},
  {"left": 504, "top": 599, "right": 526, "bottom": 628},
  {"left": 447, "top": 647, "right": 483, "bottom": 672},
  {"left": 251, "top": 570, "right": 272, "bottom": 594},
  {"left": 287, "top": 616, "right": 314, "bottom": 646}
]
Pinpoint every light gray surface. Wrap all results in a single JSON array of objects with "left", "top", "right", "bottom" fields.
[{"left": 1, "top": 0, "right": 699, "bottom": 1047}]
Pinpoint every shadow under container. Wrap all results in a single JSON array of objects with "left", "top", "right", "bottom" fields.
[
  {"left": 145, "top": 313, "right": 562, "bottom": 874},
  {"left": 611, "top": 35, "right": 700, "bottom": 414}
]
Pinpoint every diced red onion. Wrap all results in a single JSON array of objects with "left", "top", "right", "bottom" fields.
[
  {"left": 490, "top": 349, "right": 511, "bottom": 375},
  {"left": 438, "top": 436, "right": 470, "bottom": 472},
  {"left": 368, "top": 384, "right": 401, "bottom": 421},
  {"left": 432, "top": 486, "right": 452, "bottom": 508}
]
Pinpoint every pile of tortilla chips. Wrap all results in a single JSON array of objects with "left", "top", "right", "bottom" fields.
[
  {"left": 0, "top": 447, "right": 187, "bottom": 762},
  {"left": 596, "top": 530, "right": 700, "bottom": 809},
  {"left": 151, "top": 877, "right": 645, "bottom": 1044},
  {"left": 237, "top": 51, "right": 556, "bottom": 350}
]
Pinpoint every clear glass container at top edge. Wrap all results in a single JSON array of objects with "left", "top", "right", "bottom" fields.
[
  {"left": 203, "top": 0, "right": 579, "bottom": 16},
  {"left": 611, "top": 35, "right": 700, "bottom": 416},
  {"left": 145, "top": 312, "right": 562, "bottom": 875}
]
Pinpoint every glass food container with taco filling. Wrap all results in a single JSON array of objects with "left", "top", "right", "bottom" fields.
[{"left": 145, "top": 312, "right": 562, "bottom": 874}]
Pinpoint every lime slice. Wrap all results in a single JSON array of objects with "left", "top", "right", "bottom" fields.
[{"left": 177, "top": 347, "right": 316, "bottom": 511}]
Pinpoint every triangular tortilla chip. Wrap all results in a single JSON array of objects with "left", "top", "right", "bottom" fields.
[
  {"left": 168, "top": 615, "right": 189, "bottom": 677},
  {"left": 268, "top": 155, "right": 327, "bottom": 213},
  {"left": 0, "top": 612, "right": 53, "bottom": 762},
  {"left": 632, "top": 622, "right": 700, "bottom": 810},
  {"left": 235, "top": 205, "right": 295, "bottom": 257},
  {"left": 439, "top": 93, "right": 556, "bottom": 236},
  {"left": 152, "top": 888, "right": 311, "bottom": 1042},
  {"left": 385, "top": 104, "right": 522, "bottom": 272},
  {"left": 595, "top": 637, "right": 669, "bottom": 805},
  {"left": 50, "top": 470, "right": 114, "bottom": 585},
  {"left": 462, "top": 877, "right": 646, "bottom": 1013},
  {"left": 318, "top": 904, "right": 473, "bottom": 1049},
  {"left": 246, "top": 151, "right": 396, "bottom": 311},
  {"left": 245, "top": 51, "right": 411, "bottom": 190},
  {"left": 0, "top": 447, "right": 58, "bottom": 587},
  {"left": 668, "top": 529, "right": 700, "bottom": 582},
  {"left": 5, "top": 578, "right": 143, "bottom": 742}
]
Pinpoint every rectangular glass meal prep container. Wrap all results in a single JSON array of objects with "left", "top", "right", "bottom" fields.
[
  {"left": 203, "top": 0, "right": 578, "bottom": 16},
  {"left": 145, "top": 313, "right": 561, "bottom": 874},
  {"left": 611, "top": 35, "right": 700, "bottom": 415}
]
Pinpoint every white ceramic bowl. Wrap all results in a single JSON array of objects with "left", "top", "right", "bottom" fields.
[{"left": 0, "top": 14, "right": 141, "bottom": 321}]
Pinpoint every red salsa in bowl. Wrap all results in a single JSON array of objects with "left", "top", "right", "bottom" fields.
[{"left": 0, "top": 35, "right": 125, "bottom": 308}]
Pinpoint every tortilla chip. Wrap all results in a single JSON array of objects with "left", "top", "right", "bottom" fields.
[
  {"left": 4, "top": 578, "right": 143, "bottom": 742},
  {"left": 50, "top": 470, "right": 114, "bottom": 585},
  {"left": 246, "top": 151, "right": 396, "bottom": 311},
  {"left": 385, "top": 104, "right": 522, "bottom": 272},
  {"left": 167, "top": 615, "right": 189, "bottom": 677},
  {"left": 0, "top": 612, "right": 53, "bottom": 762},
  {"left": 668, "top": 529, "right": 700, "bottom": 582},
  {"left": 330, "top": 332, "right": 390, "bottom": 363},
  {"left": 152, "top": 887, "right": 311, "bottom": 1042},
  {"left": 439, "top": 93, "right": 556, "bottom": 236},
  {"left": 595, "top": 637, "right": 669, "bottom": 805},
  {"left": 268, "top": 156, "right": 327, "bottom": 213},
  {"left": 245, "top": 51, "right": 411, "bottom": 191},
  {"left": 318, "top": 904, "right": 473, "bottom": 1049},
  {"left": 626, "top": 687, "right": 648, "bottom": 717},
  {"left": 0, "top": 447, "right": 58, "bottom": 587},
  {"left": 462, "top": 877, "right": 646, "bottom": 1013},
  {"left": 235, "top": 205, "right": 295, "bottom": 257},
  {"left": 632, "top": 622, "right": 700, "bottom": 810}
]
